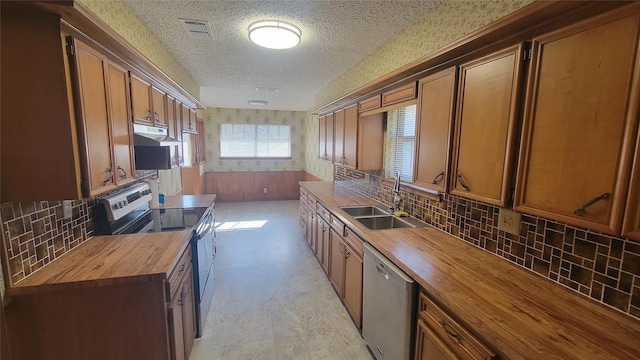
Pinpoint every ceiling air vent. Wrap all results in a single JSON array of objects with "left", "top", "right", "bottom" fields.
[{"left": 179, "top": 19, "right": 213, "bottom": 40}]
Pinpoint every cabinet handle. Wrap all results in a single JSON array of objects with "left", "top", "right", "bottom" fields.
[
  {"left": 432, "top": 171, "right": 445, "bottom": 185},
  {"left": 456, "top": 174, "right": 471, "bottom": 191},
  {"left": 154, "top": 111, "right": 160, "bottom": 121},
  {"left": 338, "top": 241, "right": 344, "bottom": 254},
  {"left": 574, "top": 192, "right": 611, "bottom": 215},
  {"left": 145, "top": 111, "right": 151, "bottom": 120},
  {"left": 101, "top": 168, "right": 113, "bottom": 185},
  {"left": 345, "top": 248, "right": 351, "bottom": 258},
  {"left": 439, "top": 320, "right": 461, "bottom": 343},
  {"left": 177, "top": 263, "right": 185, "bottom": 276},
  {"left": 117, "top": 166, "right": 127, "bottom": 179}
]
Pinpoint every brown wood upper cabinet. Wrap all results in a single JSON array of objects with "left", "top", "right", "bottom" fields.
[
  {"left": 319, "top": 113, "right": 334, "bottom": 162},
  {"left": 514, "top": 11, "right": 640, "bottom": 236},
  {"left": 182, "top": 107, "right": 198, "bottom": 134},
  {"left": 624, "top": 131, "right": 640, "bottom": 240},
  {"left": 382, "top": 82, "right": 417, "bottom": 107},
  {"left": 413, "top": 67, "right": 457, "bottom": 192},
  {"left": 72, "top": 38, "right": 135, "bottom": 196},
  {"left": 359, "top": 94, "right": 381, "bottom": 112},
  {"left": 450, "top": 44, "right": 524, "bottom": 206},
  {"left": 131, "top": 75, "right": 168, "bottom": 128},
  {"left": 130, "top": 73, "right": 153, "bottom": 125},
  {"left": 333, "top": 105, "right": 359, "bottom": 168},
  {"left": 166, "top": 95, "right": 183, "bottom": 167},
  {"left": 151, "top": 86, "right": 168, "bottom": 128}
]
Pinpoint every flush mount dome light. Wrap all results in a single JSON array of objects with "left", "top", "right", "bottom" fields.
[{"left": 248, "top": 20, "right": 301, "bottom": 49}]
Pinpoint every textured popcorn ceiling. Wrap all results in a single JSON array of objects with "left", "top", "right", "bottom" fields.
[{"left": 124, "top": 0, "right": 442, "bottom": 111}]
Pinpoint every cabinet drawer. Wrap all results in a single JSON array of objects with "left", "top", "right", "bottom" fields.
[
  {"left": 307, "top": 195, "right": 317, "bottom": 209},
  {"left": 300, "top": 204, "right": 308, "bottom": 220},
  {"left": 317, "top": 203, "right": 331, "bottom": 221},
  {"left": 300, "top": 188, "right": 308, "bottom": 202},
  {"left": 329, "top": 214, "right": 346, "bottom": 237},
  {"left": 343, "top": 227, "right": 364, "bottom": 257},
  {"left": 419, "top": 292, "right": 496, "bottom": 360},
  {"left": 166, "top": 246, "right": 192, "bottom": 302},
  {"left": 358, "top": 95, "right": 381, "bottom": 112},
  {"left": 381, "top": 82, "right": 417, "bottom": 106}
]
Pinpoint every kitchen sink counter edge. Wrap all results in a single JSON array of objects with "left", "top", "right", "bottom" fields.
[
  {"left": 6, "top": 230, "right": 193, "bottom": 296},
  {"left": 300, "top": 181, "right": 640, "bottom": 360}
]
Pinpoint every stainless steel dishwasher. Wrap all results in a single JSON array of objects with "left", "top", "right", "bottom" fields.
[{"left": 363, "top": 243, "right": 416, "bottom": 360}]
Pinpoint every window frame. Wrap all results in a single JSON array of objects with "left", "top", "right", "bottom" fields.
[{"left": 219, "top": 123, "right": 292, "bottom": 159}]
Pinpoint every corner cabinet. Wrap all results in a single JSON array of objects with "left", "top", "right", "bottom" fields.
[
  {"left": 450, "top": 45, "right": 524, "bottom": 207},
  {"left": 514, "top": 11, "right": 640, "bottom": 236},
  {"left": 71, "top": 38, "right": 136, "bottom": 196},
  {"left": 413, "top": 67, "right": 457, "bottom": 192}
]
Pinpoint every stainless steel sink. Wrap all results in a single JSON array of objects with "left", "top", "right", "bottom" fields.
[
  {"left": 355, "top": 215, "right": 415, "bottom": 230},
  {"left": 340, "top": 205, "right": 390, "bottom": 217}
]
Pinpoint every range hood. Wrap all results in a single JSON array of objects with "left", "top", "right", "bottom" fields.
[{"left": 133, "top": 124, "right": 181, "bottom": 146}]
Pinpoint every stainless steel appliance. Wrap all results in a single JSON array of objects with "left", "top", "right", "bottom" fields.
[
  {"left": 93, "top": 183, "right": 216, "bottom": 338},
  {"left": 362, "top": 242, "right": 416, "bottom": 360}
]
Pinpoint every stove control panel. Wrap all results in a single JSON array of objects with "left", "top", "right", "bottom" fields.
[{"left": 99, "top": 183, "right": 152, "bottom": 222}]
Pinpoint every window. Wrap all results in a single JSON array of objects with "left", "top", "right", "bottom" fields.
[
  {"left": 384, "top": 104, "right": 416, "bottom": 180},
  {"left": 220, "top": 124, "right": 291, "bottom": 158}
]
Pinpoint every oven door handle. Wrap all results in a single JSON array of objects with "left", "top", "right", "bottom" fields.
[{"left": 195, "top": 212, "right": 214, "bottom": 237}]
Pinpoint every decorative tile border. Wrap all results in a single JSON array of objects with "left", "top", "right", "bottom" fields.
[{"left": 334, "top": 165, "right": 640, "bottom": 320}]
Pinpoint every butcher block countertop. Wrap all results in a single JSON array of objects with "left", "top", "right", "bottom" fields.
[
  {"left": 157, "top": 194, "right": 216, "bottom": 209},
  {"left": 8, "top": 230, "right": 192, "bottom": 296},
  {"left": 300, "top": 181, "right": 640, "bottom": 360}
]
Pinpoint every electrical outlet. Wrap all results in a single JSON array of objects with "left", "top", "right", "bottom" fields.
[
  {"left": 63, "top": 200, "right": 73, "bottom": 220},
  {"left": 263, "top": 187, "right": 268, "bottom": 194},
  {"left": 498, "top": 208, "right": 521, "bottom": 236}
]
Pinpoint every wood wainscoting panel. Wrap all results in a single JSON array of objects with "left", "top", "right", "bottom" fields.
[{"left": 205, "top": 171, "right": 320, "bottom": 202}]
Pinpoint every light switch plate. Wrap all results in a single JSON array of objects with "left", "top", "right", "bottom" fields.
[
  {"left": 63, "top": 200, "right": 73, "bottom": 220},
  {"left": 498, "top": 208, "right": 521, "bottom": 236}
]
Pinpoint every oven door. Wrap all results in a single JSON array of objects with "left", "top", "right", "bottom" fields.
[{"left": 192, "top": 208, "right": 215, "bottom": 337}]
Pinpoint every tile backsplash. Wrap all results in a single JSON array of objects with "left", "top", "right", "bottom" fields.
[
  {"left": 0, "top": 170, "right": 159, "bottom": 287},
  {"left": 334, "top": 165, "right": 640, "bottom": 320}
]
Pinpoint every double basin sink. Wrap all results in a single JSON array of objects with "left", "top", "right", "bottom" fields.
[{"left": 339, "top": 205, "right": 427, "bottom": 230}]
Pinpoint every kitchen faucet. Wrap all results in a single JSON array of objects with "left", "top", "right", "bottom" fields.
[{"left": 392, "top": 172, "right": 403, "bottom": 213}]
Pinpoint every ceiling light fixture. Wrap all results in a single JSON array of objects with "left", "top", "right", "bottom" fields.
[
  {"left": 248, "top": 20, "right": 301, "bottom": 49},
  {"left": 248, "top": 100, "right": 268, "bottom": 106}
]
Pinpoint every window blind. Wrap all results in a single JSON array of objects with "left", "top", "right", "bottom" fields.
[
  {"left": 220, "top": 123, "right": 291, "bottom": 158},
  {"left": 385, "top": 104, "right": 416, "bottom": 180}
]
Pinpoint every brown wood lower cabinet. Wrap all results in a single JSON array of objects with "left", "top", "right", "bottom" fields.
[
  {"left": 316, "top": 216, "right": 330, "bottom": 273},
  {"left": 5, "top": 245, "right": 196, "bottom": 360},
  {"left": 415, "top": 291, "right": 496, "bottom": 360}
]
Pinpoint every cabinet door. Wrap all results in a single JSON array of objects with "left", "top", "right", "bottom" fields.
[
  {"left": 73, "top": 40, "right": 116, "bottom": 195},
  {"left": 306, "top": 208, "right": 315, "bottom": 248},
  {"left": 415, "top": 319, "right": 459, "bottom": 360},
  {"left": 414, "top": 67, "right": 457, "bottom": 192},
  {"left": 130, "top": 73, "right": 153, "bottom": 125},
  {"left": 166, "top": 96, "right": 183, "bottom": 167},
  {"left": 321, "top": 220, "right": 331, "bottom": 274},
  {"left": 106, "top": 61, "right": 135, "bottom": 185},
  {"left": 514, "top": 14, "right": 640, "bottom": 235},
  {"left": 451, "top": 45, "right": 523, "bottom": 206},
  {"left": 325, "top": 113, "right": 335, "bottom": 163},
  {"left": 316, "top": 217, "right": 328, "bottom": 262},
  {"left": 151, "top": 86, "right": 167, "bottom": 128},
  {"left": 189, "top": 109, "right": 198, "bottom": 133},
  {"left": 318, "top": 115, "right": 327, "bottom": 160},
  {"left": 168, "top": 291, "right": 185, "bottom": 360},
  {"left": 329, "top": 228, "right": 345, "bottom": 297},
  {"left": 343, "top": 105, "right": 358, "bottom": 168},
  {"left": 343, "top": 241, "right": 363, "bottom": 328},
  {"left": 181, "top": 267, "right": 196, "bottom": 360},
  {"left": 334, "top": 109, "right": 346, "bottom": 165},
  {"left": 624, "top": 137, "right": 640, "bottom": 240}
]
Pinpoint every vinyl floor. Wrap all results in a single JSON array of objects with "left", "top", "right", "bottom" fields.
[{"left": 189, "top": 200, "right": 372, "bottom": 360}]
